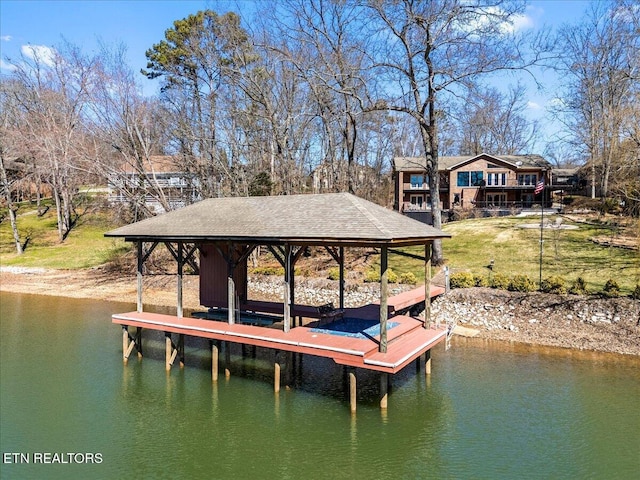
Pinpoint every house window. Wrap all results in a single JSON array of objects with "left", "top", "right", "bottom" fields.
[
  {"left": 410, "top": 194, "right": 424, "bottom": 208},
  {"left": 457, "top": 171, "right": 484, "bottom": 187},
  {"left": 487, "top": 193, "right": 507, "bottom": 206},
  {"left": 518, "top": 174, "right": 537, "bottom": 186},
  {"left": 487, "top": 173, "right": 507, "bottom": 186},
  {"left": 410, "top": 174, "right": 424, "bottom": 188}
]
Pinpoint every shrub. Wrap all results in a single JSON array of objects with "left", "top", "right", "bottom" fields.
[
  {"left": 473, "top": 274, "right": 489, "bottom": 287},
  {"left": 327, "top": 267, "right": 340, "bottom": 281},
  {"left": 388, "top": 269, "right": 399, "bottom": 283},
  {"left": 251, "top": 266, "right": 284, "bottom": 276},
  {"left": 601, "top": 279, "right": 620, "bottom": 298},
  {"left": 490, "top": 273, "right": 510, "bottom": 290},
  {"left": 450, "top": 272, "right": 475, "bottom": 288},
  {"left": 509, "top": 274, "right": 536, "bottom": 292},
  {"left": 540, "top": 276, "right": 567, "bottom": 294},
  {"left": 363, "top": 268, "right": 398, "bottom": 283},
  {"left": 399, "top": 272, "right": 418, "bottom": 285},
  {"left": 568, "top": 277, "right": 588, "bottom": 295},
  {"left": 364, "top": 270, "right": 379, "bottom": 283}
]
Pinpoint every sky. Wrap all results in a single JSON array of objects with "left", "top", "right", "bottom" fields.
[{"left": 0, "top": 0, "right": 596, "bottom": 153}]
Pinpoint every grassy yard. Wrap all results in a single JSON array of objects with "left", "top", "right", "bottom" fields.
[
  {"left": 0, "top": 202, "right": 129, "bottom": 269},
  {"left": 2, "top": 203, "right": 638, "bottom": 295},
  {"left": 378, "top": 215, "right": 639, "bottom": 296}
]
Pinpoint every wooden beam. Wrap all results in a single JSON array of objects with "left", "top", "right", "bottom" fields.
[
  {"left": 379, "top": 246, "right": 388, "bottom": 353},
  {"left": 388, "top": 247, "right": 427, "bottom": 262},
  {"left": 380, "top": 372, "right": 389, "bottom": 409},
  {"left": 425, "top": 349, "right": 432, "bottom": 376}
]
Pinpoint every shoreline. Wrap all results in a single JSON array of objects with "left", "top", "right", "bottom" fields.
[{"left": 2, "top": 266, "right": 638, "bottom": 356}]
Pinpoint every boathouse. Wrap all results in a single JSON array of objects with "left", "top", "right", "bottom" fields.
[{"left": 105, "top": 192, "right": 451, "bottom": 410}]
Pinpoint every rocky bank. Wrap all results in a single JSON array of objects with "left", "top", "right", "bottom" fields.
[{"left": 1, "top": 267, "right": 638, "bottom": 356}]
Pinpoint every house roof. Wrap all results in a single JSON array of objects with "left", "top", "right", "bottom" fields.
[
  {"left": 105, "top": 192, "right": 450, "bottom": 247},
  {"left": 394, "top": 153, "right": 550, "bottom": 171}
]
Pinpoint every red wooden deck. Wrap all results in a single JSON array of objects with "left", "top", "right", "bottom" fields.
[{"left": 113, "top": 311, "right": 446, "bottom": 374}]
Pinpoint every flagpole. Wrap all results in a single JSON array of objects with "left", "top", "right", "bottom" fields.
[{"left": 537, "top": 176, "right": 545, "bottom": 290}]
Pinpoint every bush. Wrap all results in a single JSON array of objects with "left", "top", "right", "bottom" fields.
[
  {"left": 509, "top": 274, "right": 536, "bottom": 292},
  {"left": 601, "top": 279, "right": 620, "bottom": 298},
  {"left": 251, "top": 266, "right": 284, "bottom": 276},
  {"left": 399, "top": 272, "right": 418, "bottom": 285},
  {"left": 568, "top": 277, "right": 588, "bottom": 295},
  {"left": 450, "top": 272, "right": 475, "bottom": 288},
  {"left": 540, "top": 276, "right": 567, "bottom": 294},
  {"left": 327, "top": 267, "right": 340, "bottom": 281},
  {"left": 490, "top": 273, "right": 510, "bottom": 290},
  {"left": 473, "top": 274, "right": 489, "bottom": 287},
  {"left": 363, "top": 268, "right": 398, "bottom": 283}
]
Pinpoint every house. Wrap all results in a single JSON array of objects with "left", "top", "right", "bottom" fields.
[
  {"left": 393, "top": 153, "right": 553, "bottom": 216},
  {"left": 108, "top": 155, "right": 200, "bottom": 213}
]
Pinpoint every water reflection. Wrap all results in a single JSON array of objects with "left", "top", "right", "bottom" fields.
[{"left": 1, "top": 292, "right": 639, "bottom": 480}]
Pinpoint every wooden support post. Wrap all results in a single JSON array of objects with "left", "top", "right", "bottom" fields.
[
  {"left": 211, "top": 341, "right": 219, "bottom": 383},
  {"left": 228, "top": 276, "right": 235, "bottom": 325},
  {"left": 178, "top": 334, "right": 185, "bottom": 368},
  {"left": 274, "top": 360, "right": 281, "bottom": 393},
  {"left": 165, "top": 333, "right": 172, "bottom": 371},
  {"left": 424, "top": 242, "right": 432, "bottom": 329},
  {"left": 135, "top": 327, "right": 143, "bottom": 358},
  {"left": 224, "top": 341, "right": 231, "bottom": 378},
  {"left": 283, "top": 244, "right": 291, "bottom": 333},
  {"left": 425, "top": 349, "right": 432, "bottom": 376},
  {"left": 349, "top": 371, "right": 357, "bottom": 414},
  {"left": 379, "top": 246, "right": 389, "bottom": 353},
  {"left": 177, "top": 242, "right": 183, "bottom": 318},
  {"left": 122, "top": 326, "right": 129, "bottom": 364},
  {"left": 339, "top": 246, "right": 345, "bottom": 310},
  {"left": 122, "top": 326, "right": 142, "bottom": 363},
  {"left": 380, "top": 372, "right": 389, "bottom": 410},
  {"left": 136, "top": 242, "right": 143, "bottom": 313}
]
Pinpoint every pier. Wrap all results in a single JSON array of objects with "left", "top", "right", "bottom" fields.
[{"left": 105, "top": 193, "right": 451, "bottom": 410}]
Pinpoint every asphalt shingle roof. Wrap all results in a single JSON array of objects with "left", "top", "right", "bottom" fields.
[{"left": 105, "top": 193, "right": 449, "bottom": 246}]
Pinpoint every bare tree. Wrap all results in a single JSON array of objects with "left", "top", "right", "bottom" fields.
[
  {"left": 553, "top": 0, "right": 639, "bottom": 199},
  {"left": 454, "top": 84, "right": 539, "bottom": 155},
  {"left": 362, "top": 0, "right": 551, "bottom": 264},
  {"left": 6, "top": 42, "right": 95, "bottom": 242}
]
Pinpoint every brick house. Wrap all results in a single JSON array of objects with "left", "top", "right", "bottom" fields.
[{"left": 393, "top": 153, "right": 552, "bottom": 214}]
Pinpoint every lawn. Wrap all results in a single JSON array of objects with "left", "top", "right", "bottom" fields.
[
  {"left": 380, "top": 215, "right": 639, "bottom": 295},
  {"left": 0, "top": 202, "right": 129, "bottom": 269},
  {"left": 2, "top": 202, "right": 638, "bottom": 295}
]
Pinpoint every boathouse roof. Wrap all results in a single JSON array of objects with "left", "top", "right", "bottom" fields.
[{"left": 105, "top": 192, "right": 449, "bottom": 246}]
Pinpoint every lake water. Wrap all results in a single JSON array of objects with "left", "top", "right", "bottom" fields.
[{"left": 1, "top": 292, "right": 639, "bottom": 479}]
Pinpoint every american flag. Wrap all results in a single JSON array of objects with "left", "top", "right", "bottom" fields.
[{"left": 534, "top": 179, "right": 545, "bottom": 195}]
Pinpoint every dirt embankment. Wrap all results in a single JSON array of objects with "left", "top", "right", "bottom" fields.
[{"left": 2, "top": 267, "right": 638, "bottom": 356}]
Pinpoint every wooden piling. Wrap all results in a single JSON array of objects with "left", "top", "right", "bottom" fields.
[
  {"left": 425, "top": 349, "right": 432, "bottom": 375},
  {"left": 165, "top": 334, "right": 172, "bottom": 371},
  {"left": 122, "top": 326, "right": 129, "bottom": 364},
  {"left": 211, "top": 341, "right": 219, "bottom": 383},
  {"left": 274, "top": 362, "right": 281, "bottom": 393},
  {"left": 349, "top": 371, "right": 357, "bottom": 413},
  {"left": 380, "top": 372, "right": 388, "bottom": 410}
]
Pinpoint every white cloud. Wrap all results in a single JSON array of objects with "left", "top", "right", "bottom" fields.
[
  {"left": 21, "top": 44, "right": 56, "bottom": 67},
  {"left": 0, "top": 59, "right": 17, "bottom": 71},
  {"left": 1, "top": 35, "right": 12, "bottom": 42},
  {"left": 527, "top": 101, "right": 542, "bottom": 110}
]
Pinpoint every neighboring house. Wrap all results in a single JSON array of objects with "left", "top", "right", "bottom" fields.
[
  {"left": 108, "top": 155, "right": 200, "bottom": 213},
  {"left": 393, "top": 153, "right": 553, "bottom": 214}
]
